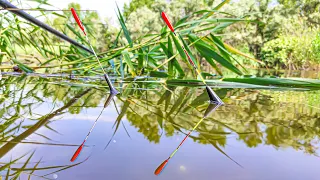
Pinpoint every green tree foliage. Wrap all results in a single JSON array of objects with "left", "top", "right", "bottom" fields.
[
  {"left": 223, "top": 0, "right": 284, "bottom": 59},
  {"left": 50, "top": 3, "right": 121, "bottom": 51},
  {"left": 123, "top": 0, "right": 156, "bottom": 18},
  {"left": 222, "top": 0, "right": 320, "bottom": 68},
  {"left": 125, "top": 0, "right": 216, "bottom": 40},
  {"left": 278, "top": 0, "right": 320, "bottom": 26},
  {"left": 261, "top": 30, "right": 320, "bottom": 69},
  {"left": 312, "top": 33, "right": 320, "bottom": 61}
]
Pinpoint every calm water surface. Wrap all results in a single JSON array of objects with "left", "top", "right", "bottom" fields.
[{"left": 1, "top": 74, "right": 320, "bottom": 180}]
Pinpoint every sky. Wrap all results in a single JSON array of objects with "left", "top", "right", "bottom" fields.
[
  {"left": 47, "top": 0, "right": 130, "bottom": 19},
  {"left": 20, "top": 0, "right": 130, "bottom": 24}
]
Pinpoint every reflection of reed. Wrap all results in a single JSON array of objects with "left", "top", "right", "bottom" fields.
[
  {"left": 70, "top": 93, "right": 116, "bottom": 162},
  {"left": 122, "top": 86, "right": 320, "bottom": 156},
  {"left": 0, "top": 88, "right": 92, "bottom": 158},
  {"left": 1, "top": 74, "right": 320, "bottom": 172},
  {"left": 155, "top": 102, "right": 227, "bottom": 175}
]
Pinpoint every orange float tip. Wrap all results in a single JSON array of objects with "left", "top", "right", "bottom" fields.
[
  {"left": 71, "top": 8, "right": 86, "bottom": 35},
  {"left": 70, "top": 143, "right": 84, "bottom": 162},
  {"left": 154, "top": 160, "right": 168, "bottom": 175},
  {"left": 161, "top": 12, "right": 175, "bottom": 33}
]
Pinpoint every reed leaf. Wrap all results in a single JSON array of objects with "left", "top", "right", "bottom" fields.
[
  {"left": 188, "top": 34, "right": 242, "bottom": 75},
  {"left": 116, "top": 4, "right": 132, "bottom": 48}
]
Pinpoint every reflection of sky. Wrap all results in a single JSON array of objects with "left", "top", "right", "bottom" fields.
[{"left": 3, "top": 98, "right": 320, "bottom": 180}]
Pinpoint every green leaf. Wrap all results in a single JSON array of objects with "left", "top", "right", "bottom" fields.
[
  {"left": 209, "top": 34, "right": 231, "bottom": 61},
  {"left": 160, "top": 43, "right": 173, "bottom": 76},
  {"left": 171, "top": 34, "right": 187, "bottom": 62},
  {"left": 168, "top": 36, "right": 185, "bottom": 77},
  {"left": 156, "top": 108, "right": 164, "bottom": 129},
  {"left": 12, "top": 59, "right": 34, "bottom": 73},
  {"left": 180, "top": 1, "right": 231, "bottom": 34},
  {"left": 212, "top": 22, "right": 234, "bottom": 32},
  {"left": 223, "top": 43, "right": 262, "bottom": 64},
  {"left": 137, "top": 49, "right": 144, "bottom": 70},
  {"left": 222, "top": 77, "right": 320, "bottom": 89},
  {"left": 175, "top": 14, "right": 191, "bottom": 27},
  {"left": 122, "top": 50, "right": 136, "bottom": 76},
  {"left": 213, "top": 0, "right": 231, "bottom": 10},
  {"left": 178, "top": 33, "right": 197, "bottom": 66},
  {"left": 52, "top": 12, "right": 66, "bottom": 18},
  {"left": 188, "top": 34, "right": 242, "bottom": 75},
  {"left": 116, "top": 4, "right": 133, "bottom": 48},
  {"left": 176, "top": 18, "right": 246, "bottom": 29},
  {"left": 208, "top": 34, "right": 248, "bottom": 73},
  {"left": 150, "top": 71, "right": 168, "bottom": 78},
  {"left": 66, "top": 24, "right": 86, "bottom": 43},
  {"left": 43, "top": 157, "right": 89, "bottom": 177},
  {"left": 204, "top": 136, "right": 243, "bottom": 168}
]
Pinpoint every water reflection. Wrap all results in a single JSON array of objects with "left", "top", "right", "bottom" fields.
[
  {"left": 154, "top": 102, "right": 225, "bottom": 176},
  {"left": 70, "top": 92, "right": 117, "bottom": 162},
  {"left": 1, "top": 74, "right": 320, "bottom": 179}
]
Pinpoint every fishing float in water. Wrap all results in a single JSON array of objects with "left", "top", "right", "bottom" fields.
[
  {"left": 154, "top": 102, "right": 223, "bottom": 175},
  {"left": 70, "top": 93, "right": 116, "bottom": 162},
  {"left": 70, "top": 8, "right": 118, "bottom": 94},
  {"left": 161, "top": 12, "right": 223, "bottom": 104}
]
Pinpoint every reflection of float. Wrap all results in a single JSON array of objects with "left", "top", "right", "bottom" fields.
[
  {"left": 154, "top": 12, "right": 227, "bottom": 175},
  {"left": 70, "top": 93, "right": 117, "bottom": 162},
  {"left": 155, "top": 101, "right": 224, "bottom": 175}
]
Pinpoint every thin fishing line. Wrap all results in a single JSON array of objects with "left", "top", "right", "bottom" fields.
[
  {"left": 83, "top": 101, "right": 106, "bottom": 142},
  {"left": 0, "top": 8, "right": 96, "bottom": 11}
]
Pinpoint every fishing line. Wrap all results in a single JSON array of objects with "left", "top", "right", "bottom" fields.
[{"left": 161, "top": 12, "right": 223, "bottom": 105}]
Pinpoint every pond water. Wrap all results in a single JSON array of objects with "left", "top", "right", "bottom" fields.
[{"left": 1, "top": 73, "right": 320, "bottom": 180}]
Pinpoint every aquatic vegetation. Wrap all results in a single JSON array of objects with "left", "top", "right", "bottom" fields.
[
  {"left": 1, "top": 0, "right": 320, "bottom": 179},
  {"left": 0, "top": 0, "right": 259, "bottom": 78},
  {"left": 1, "top": 74, "right": 320, "bottom": 178}
]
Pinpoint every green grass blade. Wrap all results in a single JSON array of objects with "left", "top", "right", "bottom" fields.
[
  {"left": 171, "top": 34, "right": 187, "bottom": 62},
  {"left": 188, "top": 34, "right": 242, "bottom": 75},
  {"left": 122, "top": 50, "right": 136, "bottom": 76},
  {"left": 176, "top": 18, "right": 246, "bottom": 29},
  {"left": 178, "top": 34, "right": 197, "bottom": 66},
  {"left": 12, "top": 59, "right": 34, "bottom": 73},
  {"left": 168, "top": 36, "right": 185, "bottom": 77},
  {"left": 222, "top": 77, "right": 320, "bottom": 89},
  {"left": 137, "top": 49, "right": 144, "bottom": 71},
  {"left": 209, "top": 34, "right": 231, "bottom": 61},
  {"left": 116, "top": 4, "right": 133, "bottom": 48},
  {"left": 213, "top": 0, "right": 231, "bottom": 11},
  {"left": 160, "top": 42, "right": 173, "bottom": 76},
  {"left": 149, "top": 71, "right": 168, "bottom": 78}
]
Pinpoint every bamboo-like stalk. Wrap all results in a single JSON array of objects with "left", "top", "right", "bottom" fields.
[
  {"left": 0, "top": 88, "right": 92, "bottom": 158},
  {"left": 0, "top": 0, "right": 94, "bottom": 54}
]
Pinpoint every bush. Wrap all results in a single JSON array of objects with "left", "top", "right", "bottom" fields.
[
  {"left": 261, "top": 31, "right": 320, "bottom": 69},
  {"left": 312, "top": 33, "right": 320, "bottom": 62}
]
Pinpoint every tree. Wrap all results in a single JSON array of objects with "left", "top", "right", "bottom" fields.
[
  {"left": 123, "top": 0, "right": 156, "bottom": 18},
  {"left": 278, "top": 0, "right": 320, "bottom": 26},
  {"left": 49, "top": 3, "right": 120, "bottom": 51},
  {"left": 223, "top": 0, "right": 284, "bottom": 60},
  {"left": 125, "top": 0, "right": 213, "bottom": 40}
]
